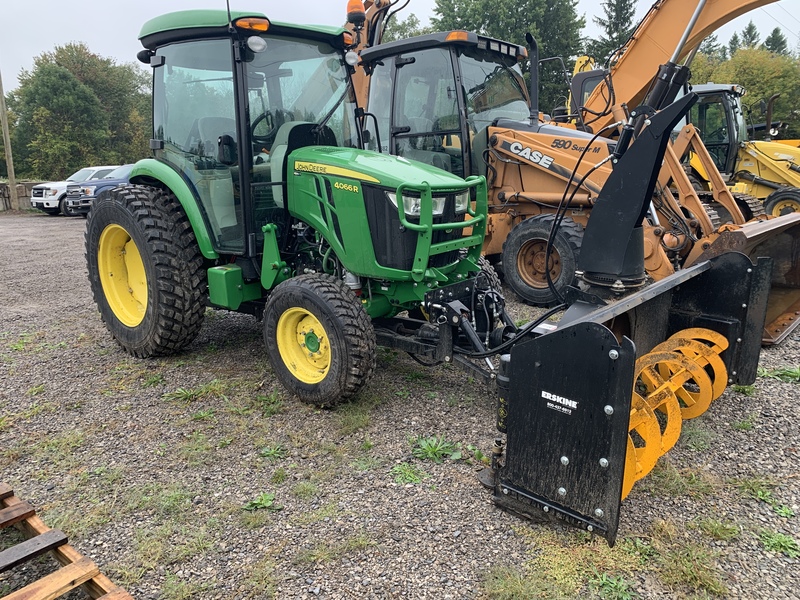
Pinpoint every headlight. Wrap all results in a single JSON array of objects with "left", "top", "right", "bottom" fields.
[
  {"left": 82, "top": 186, "right": 97, "bottom": 195},
  {"left": 454, "top": 190, "right": 470, "bottom": 214},
  {"left": 387, "top": 191, "right": 446, "bottom": 216},
  {"left": 48, "top": 189, "right": 58, "bottom": 196}
]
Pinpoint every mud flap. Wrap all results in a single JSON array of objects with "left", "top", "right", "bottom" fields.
[{"left": 493, "top": 252, "right": 771, "bottom": 546}]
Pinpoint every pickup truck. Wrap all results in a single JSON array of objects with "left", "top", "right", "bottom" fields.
[
  {"left": 65, "top": 164, "right": 133, "bottom": 216},
  {"left": 31, "top": 165, "right": 119, "bottom": 216}
]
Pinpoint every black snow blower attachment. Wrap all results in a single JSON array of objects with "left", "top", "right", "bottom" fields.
[{"left": 488, "top": 93, "right": 771, "bottom": 545}]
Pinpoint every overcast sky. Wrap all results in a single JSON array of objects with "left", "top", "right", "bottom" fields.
[{"left": 1, "top": 0, "right": 797, "bottom": 91}]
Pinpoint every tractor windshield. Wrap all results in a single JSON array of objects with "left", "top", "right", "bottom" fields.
[{"left": 244, "top": 36, "right": 360, "bottom": 151}]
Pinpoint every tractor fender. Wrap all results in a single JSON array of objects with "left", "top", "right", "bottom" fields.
[{"left": 129, "top": 158, "right": 219, "bottom": 259}]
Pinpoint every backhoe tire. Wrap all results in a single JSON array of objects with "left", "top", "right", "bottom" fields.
[
  {"left": 263, "top": 273, "right": 376, "bottom": 407},
  {"left": 502, "top": 214, "right": 583, "bottom": 306},
  {"left": 765, "top": 188, "right": 800, "bottom": 217},
  {"left": 86, "top": 185, "right": 206, "bottom": 358}
]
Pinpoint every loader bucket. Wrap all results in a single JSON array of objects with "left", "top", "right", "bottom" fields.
[
  {"left": 688, "top": 213, "right": 800, "bottom": 345},
  {"left": 491, "top": 251, "right": 771, "bottom": 545}
]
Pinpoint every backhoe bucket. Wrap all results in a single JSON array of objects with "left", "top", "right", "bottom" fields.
[
  {"left": 689, "top": 213, "right": 800, "bottom": 345},
  {"left": 492, "top": 251, "right": 771, "bottom": 545}
]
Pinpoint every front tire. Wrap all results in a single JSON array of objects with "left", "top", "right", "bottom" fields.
[
  {"left": 60, "top": 195, "right": 78, "bottom": 217},
  {"left": 764, "top": 187, "right": 800, "bottom": 217},
  {"left": 263, "top": 274, "right": 376, "bottom": 407},
  {"left": 86, "top": 185, "right": 206, "bottom": 357},
  {"left": 502, "top": 214, "right": 583, "bottom": 306}
]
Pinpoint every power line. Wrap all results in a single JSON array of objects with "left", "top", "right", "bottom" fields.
[{"left": 759, "top": 6, "right": 800, "bottom": 43}]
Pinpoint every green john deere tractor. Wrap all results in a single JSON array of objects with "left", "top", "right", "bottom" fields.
[{"left": 86, "top": 9, "right": 504, "bottom": 406}]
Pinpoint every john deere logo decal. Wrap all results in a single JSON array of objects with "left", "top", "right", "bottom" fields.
[{"left": 294, "top": 161, "right": 380, "bottom": 183}]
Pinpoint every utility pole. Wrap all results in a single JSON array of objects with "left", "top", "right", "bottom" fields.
[{"left": 0, "top": 66, "right": 19, "bottom": 211}]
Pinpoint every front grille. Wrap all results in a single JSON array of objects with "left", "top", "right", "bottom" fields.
[
  {"left": 363, "top": 186, "right": 464, "bottom": 272},
  {"left": 31, "top": 188, "right": 46, "bottom": 198}
]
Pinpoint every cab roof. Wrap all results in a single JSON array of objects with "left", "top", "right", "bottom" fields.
[
  {"left": 139, "top": 10, "right": 347, "bottom": 50},
  {"left": 359, "top": 30, "right": 526, "bottom": 65}
]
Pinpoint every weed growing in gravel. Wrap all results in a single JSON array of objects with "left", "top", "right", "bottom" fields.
[
  {"left": 259, "top": 445, "right": 288, "bottom": 460},
  {"left": 142, "top": 373, "right": 165, "bottom": 387},
  {"left": 290, "top": 502, "right": 339, "bottom": 526},
  {"left": 693, "top": 518, "right": 740, "bottom": 541},
  {"left": 255, "top": 390, "right": 283, "bottom": 416},
  {"left": 26, "top": 383, "right": 45, "bottom": 396},
  {"left": 732, "top": 384, "right": 756, "bottom": 396},
  {"left": 733, "top": 476, "right": 794, "bottom": 515},
  {"left": 292, "top": 481, "right": 318, "bottom": 500},
  {"left": 270, "top": 467, "right": 288, "bottom": 484},
  {"left": 680, "top": 421, "right": 715, "bottom": 451},
  {"left": 481, "top": 564, "right": 564, "bottom": 599},
  {"left": 178, "top": 431, "right": 213, "bottom": 466},
  {"left": 8, "top": 332, "right": 35, "bottom": 351},
  {"left": 191, "top": 408, "right": 215, "bottom": 421},
  {"left": 411, "top": 435, "right": 461, "bottom": 463},
  {"left": 656, "top": 542, "right": 727, "bottom": 596},
  {"left": 641, "top": 460, "right": 717, "bottom": 497},
  {"left": 163, "top": 379, "right": 227, "bottom": 403},
  {"left": 759, "top": 530, "right": 800, "bottom": 558},
  {"left": 732, "top": 413, "right": 757, "bottom": 431},
  {"left": 351, "top": 455, "right": 381, "bottom": 471},
  {"left": 244, "top": 557, "right": 278, "bottom": 597},
  {"left": 336, "top": 393, "right": 380, "bottom": 435},
  {"left": 589, "top": 570, "right": 640, "bottom": 600},
  {"left": 243, "top": 492, "right": 283, "bottom": 512},
  {"left": 0, "top": 415, "right": 10, "bottom": 431},
  {"left": 295, "top": 531, "right": 376, "bottom": 564},
  {"left": 161, "top": 572, "right": 212, "bottom": 600},
  {"left": 391, "top": 462, "right": 427, "bottom": 484},
  {"left": 757, "top": 365, "right": 800, "bottom": 382}
]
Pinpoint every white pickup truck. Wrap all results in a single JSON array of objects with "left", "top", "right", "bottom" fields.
[{"left": 30, "top": 165, "right": 119, "bottom": 216}]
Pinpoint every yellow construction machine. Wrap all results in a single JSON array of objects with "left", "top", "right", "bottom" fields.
[
  {"left": 686, "top": 83, "right": 800, "bottom": 216},
  {"left": 351, "top": 0, "right": 800, "bottom": 345}
]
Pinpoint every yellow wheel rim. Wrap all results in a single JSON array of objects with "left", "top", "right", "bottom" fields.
[
  {"left": 98, "top": 224, "right": 147, "bottom": 327},
  {"left": 769, "top": 198, "right": 800, "bottom": 216},
  {"left": 276, "top": 308, "right": 330, "bottom": 384}
]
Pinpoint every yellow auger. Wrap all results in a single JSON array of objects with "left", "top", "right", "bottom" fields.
[{"left": 623, "top": 328, "right": 729, "bottom": 498}]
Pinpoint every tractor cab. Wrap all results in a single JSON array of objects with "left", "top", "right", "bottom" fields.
[
  {"left": 360, "top": 32, "right": 530, "bottom": 180},
  {"left": 138, "top": 13, "right": 361, "bottom": 261}
]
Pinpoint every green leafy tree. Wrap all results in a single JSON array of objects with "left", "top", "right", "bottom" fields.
[
  {"left": 7, "top": 43, "right": 151, "bottom": 179},
  {"left": 728, "top": 32, "right": 741, "bottom": 57},
  {"left": 703, "top": 47, "right": 800, "bottom": 138},
  {"left": 431, "top": 0, "right": 584, "bottom": 113},
  {"left": 382, "top": 14, "right": 433, "bottom": 43},
  {"left": 762, "top": 27, "right": 789, "bottom": 56},
  {"left": 698, "top": 33, "right": 728, "bottom": 62},
  {"left": 584, "top": 0, "right": 638, "bottom": 64},
  {"left": 740, "top": 20, "right": 760, "bottom": 48}
]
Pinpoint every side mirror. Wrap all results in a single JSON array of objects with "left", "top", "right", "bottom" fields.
[
  {"left": 760, "top": 99, "right": 768, "bottom": 115},
  {"left": 217, "top": 134, "right": 238, "bottom": 165}
]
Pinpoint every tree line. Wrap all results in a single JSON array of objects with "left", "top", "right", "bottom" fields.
[{"left": 2, "top": 0, "right": 799, "bottom": 181}]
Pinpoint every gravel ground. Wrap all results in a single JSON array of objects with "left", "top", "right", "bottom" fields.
[{"left": 1, "top": 211, "right": 799, "bottom": 599}]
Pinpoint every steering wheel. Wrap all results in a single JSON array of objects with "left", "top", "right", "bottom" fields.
[
  {"left": 251, "top": 110, "right": 278, "bottom": 146},
  {"left": 706, "top": 126, "right": 727, "bottom": 142}
]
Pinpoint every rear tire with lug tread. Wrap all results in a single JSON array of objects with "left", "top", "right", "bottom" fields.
[
  {"left": 502, "top": 214, "right": 583, "bottom": 306},
  {"left": 263, "top": 273, "right": 376, "bottom": 407},
  {"left": 764, "top": 187, "right": 800, "bottom": 217},
  {"left": 86, "top": 184, "right": 207, "bottom": 357}
]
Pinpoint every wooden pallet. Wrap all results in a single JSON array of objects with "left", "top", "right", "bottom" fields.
[{"left": 0, "top": 482, "right": 132, "bottom": 600}]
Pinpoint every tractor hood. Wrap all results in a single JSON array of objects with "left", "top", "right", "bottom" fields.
[
  {"left": 287, "top": 146, "right": 471, "bottom": 192},
  {"left": 746, "top": 139, "right": 799, "bottom": 164}
]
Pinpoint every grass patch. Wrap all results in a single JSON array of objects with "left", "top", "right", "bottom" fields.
[
  {"left": 680, "top": 420, "right": 715, "bottom": 451},
  {"left": 760, "top": 530, "right": 800, "bottom": 558},
  {"left": 391, "top": 462, "right": 427, "bottom": 484},
  {"left": 163, "top": 379, "right": 228, "bottom": 403},
  {"left": 589, "top": 570, "right": 640, "bottom": 600},
  {"left": 640, "top": 460, "right": 716, "bottom": 497},
  {"left": 693, "top": 518, "right": 740, "bottom": 541},
  {"left": 178, "top": 431, "right": 213, "bottom": 466},
  {"left": 243, "top": 557, "right": 278, "bottom": 598},
  {"left": 732, "top": 413, "right": 757, "bottom": 431},
  {"left": 259, "top": 445, "right": 288, "bottom": 460},
  {"left": 732, "top": 384, "right": 756, "bottom": 396},
  {"left": 161, "top": 572, "right": 213, "bottom": 600},
  {"left": 656, "top": 543, "right": 728, "bottom": 596},
  {"left": 294, "top": 531, "right": 376, "bottom": 564},
  {"left": 255, "top": 390, "right": 283, "bottom": 416},
  {"left": 481, "top": 564, "right": 564, "bottom": 599},
  {"left": 270, "top": 467, "right": 288, "bottom": 484},
  {"left": 757, "top": 365, "right": 800, "bottom": 382},
  {"left": 292, "top": 481, "right": 318, "bottom": 500},
  {"left": 733, "top": 476, "right": 794, "bottom": 516}
]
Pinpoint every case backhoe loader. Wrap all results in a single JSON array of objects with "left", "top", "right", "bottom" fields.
[
  {"left": 352, "top": 0, "right": 800, "bottom": 345},
  {"left": 86, "top": 4, "right": 770, "bottom": 547}
]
